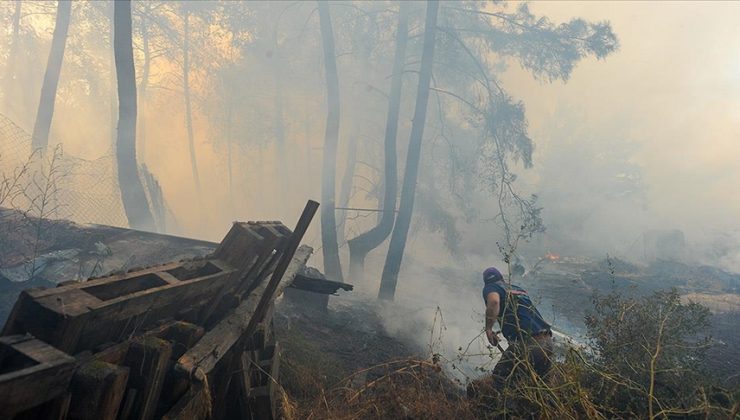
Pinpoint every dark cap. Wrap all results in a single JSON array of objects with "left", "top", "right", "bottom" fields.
[{"left": 483, "top": 267, "right": 503, "bottom": 284}]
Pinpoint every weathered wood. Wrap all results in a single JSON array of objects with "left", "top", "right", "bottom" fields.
[
  {"left": 118, "top": 389, "right": 138, "bottom": 420},
  {"left": 284, "top": 287, "right": 330, "bottom": 312},
  {"left": 209, "top": 346, "right": 241, "bottom": 420},
  {"left": 171, "top": 242, "right": 310, "bottom": 418},
  {"left": 235, "top": 351, "right": 254, "bottom": 419},
  {"left": 155, "top": 322, "right": 206, "bottom": 413},
  {"left": 176, "top": 245, "right": 312, "bottom": 381},
  {"left": 91, "top": 342, "right": 131, "bottom": 365},
  {"left": 213, "top": 222, "right": 265, "bottom": 270},
  {"left": 2, "top": 259, "right": 236, "bottom": 353},
  {"left": 253, "top": 202, "right": 319, "bottom": 331},
  {"left": 248, "top": 343, "right": 281, "bottom": 420},
  {"left": 0, "top": 335, "right": 76, "bottom": 417},
  {"left": 245, "top": 301, "right": 276, "bottom": 353},
  {"left": 0, "top": 216, "right": 319, "bottom": 419},
  {"left": 201, "top": 224, "right": 286, "bottom": 327},
  {"left": 121, "top": 336, "right": 172, "bottom": 420},
  {"left": 68, "top": 360, "right": 129, "bottom": 420},
  {"left": 290, "top": 273, "right": 354, "bottom": 294},
  {"left": 200, "top": 224, "right": 271, "bottom": 325},
  {"left": 14, "top": 392, "right": 72, "bottom": 420},
  {"left": 155, "top": 321, "right": 204, "bottom": 360},
  {"left": 160, "top": 382, "right": 210, "bottom": 420},
  {"left": 41, "top": 392, "right": 72, "bottom": 420},
  {"left": 261, "top": 302, "right": 276, "bottom": 349},
  {"left": 234, "top": 226, "right": 286, "bottom": 297}
]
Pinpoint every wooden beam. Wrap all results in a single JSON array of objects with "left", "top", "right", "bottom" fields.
[
  {"left": 0, "top": 335, "right": 76, "bottom": 417},
  {"left": 248, "top": 343, "right": 282, "bottom": 420},
  {"left": 2, "top": 260, "right": 237, "bottom": 354},
  {"left": 14, "top": 392, "right": 72, "bottom": 420},
  {"left": 160, "top": 382, "right": 210, "bottom": 420},
  {"left": 252, "top": 201, "right": 319, "bottom": 330},
  {"left": 175, "top": 245, "right": 312, "bottom": 381},
  {"left": 68, "top": 360, "right": 130, "bottom": 420},
  {"left": 121, "top": 337, "right": 173, "bottom": 420},
  {"left": 235, "top": 351, "right": 254, "bottom": 419}
]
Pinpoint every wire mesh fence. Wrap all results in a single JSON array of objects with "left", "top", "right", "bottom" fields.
[{"left": 0, "top": 112, "right": 164, "bottom": 229}]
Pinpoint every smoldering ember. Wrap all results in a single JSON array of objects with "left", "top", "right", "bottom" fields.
[{"left": 0, "top": 1, "right": 737, "bottom": 419}]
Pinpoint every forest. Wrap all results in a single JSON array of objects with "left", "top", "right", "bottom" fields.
[{"left": 0, "top": 1, "right": 738, "bottom": 419}]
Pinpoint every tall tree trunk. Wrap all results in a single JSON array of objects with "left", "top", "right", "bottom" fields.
[
  {"left": 183, "top": 9, "right": 202, "bottom": 198},
  {"left": 337, "top": 126, "right": 358, "bottom": 243},
  {"left": 347, "top": 3, "right": 409, "bottom": 281},
  {"left": 317, "top": 0, "right": 343, "bottom": 282},
  {"left": 305, "top": 116, "right": 313, "bottom": 197},
  {"left": 114, "top": 0, "right": 155, "bottom": 231},
  {"left": 138, "top": 11, "right": 151, "bottom": 162},
  {"left": 31, "top": 0, "right": 71, "bottom": 150},
  {"left": 378, "top": 1, "right": 438, "bottom": 300},
  {"left": 272, "top": 26, "right": 287, "bottom": 210},
  {"left": 2, "top": 1, "right": 21, "bottom": 114},
  {"left": 226, "top": 101, "right": 235, "bottom": 217},
  {"left": 337, "top": 45, "right": 371, "bottom": 247},
  {"left": 109, "top": 2, "right": 116, "bottom": 148}
]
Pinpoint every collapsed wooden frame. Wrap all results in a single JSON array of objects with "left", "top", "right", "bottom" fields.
[{"left": 0, "top": 200, "right": 319, "bottom": 420}]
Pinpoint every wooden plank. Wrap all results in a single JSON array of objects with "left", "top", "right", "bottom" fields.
[
  {"left": 235, "top": 351, "right": 254, "bottom": 419},
  {"left": 176, "top": 245, "right": 313, "bottom": 381},
  {"left": 68, "top": 360, "right": 129, "bottom": 420},
  {"left": 14, "top": 392, "right": 72, "bottom": 420},
  {"left": 2, "top": 260, "right": 237, "bottom": 354},
  {"left": 0, "top": 335, "right": 76, "bottom": 418},
  {"left": 42, "top": 392, "right": 72, "bottom": 420},
  {"left": 155, "top": 321, "right": 205, "bottom": 413},
  {"left": 209, "top": 347, "right": 241, "bottom": 420},
  {"left": 248, "top": 385, "right": 272, "bottom": 420},
  {"left": 155, "top": 321, "right": 204, "bottom": 360},
  {"left": 200, "top": 225, "right": 284, "bottom": 327},
  {"left": 289, "top": 274, "right": 354, "bottom": 294},
  {"left": 233, "top": 226, "right": 285, "bottom": 298},
  {"left": 247, "top": 201, "right": 319, "bottom": 340},
  {"left": 267, "top": 343, "right": 281, "bottom": 419},
  {"left": 160, "top": 382, "right": 210, "bottom": 420},
  {"left": 90, "top": 341, "right": 131, "bottom": 365},
  {"left": 121, "top": 337, "right": 172, "bottom": 420},
  {"left": 213, "top": 222, "right": 265, "bottom": 270},
  {"left": 248, "top": 343, "right": 282, "bottom": 420},
  {"left": 284, "top": 287, "right": 330, "bottom": 312}
]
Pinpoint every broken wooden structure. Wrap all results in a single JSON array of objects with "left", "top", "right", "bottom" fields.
[
  {"left": 0, "top": 200, "right": 319, "bottom": 419},
  {"left": 284, "top": 266, "right": 354, "bottom": 312}
]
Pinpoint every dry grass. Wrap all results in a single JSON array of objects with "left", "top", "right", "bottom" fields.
[
  {"left": 275, "top": 291, "right": 738, "bottom": 419},
  {"left": 283, "top": 358, "right": 473, "bottom": 420},
  {"left": 280, "top": 346, "right": 738, "bottom": 420}
]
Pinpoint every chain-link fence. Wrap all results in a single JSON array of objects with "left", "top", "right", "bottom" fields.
[{"left": 0, "top": 112, "right": 165, "bottom": 229}]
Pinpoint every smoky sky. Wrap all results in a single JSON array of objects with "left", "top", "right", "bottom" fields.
[{"left": 2, "top": 1, "right": 739, "bottom": 271}]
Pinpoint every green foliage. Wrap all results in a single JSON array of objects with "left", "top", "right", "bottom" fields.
[
  {"left": 584, "top": 289, "right": 729, "bottom": 418},
  {"left": 474, "top": 3, "right": 619, "bottom": 82},
  {"left": 415, "top": 186, "right": 461, "bottom": 254}
]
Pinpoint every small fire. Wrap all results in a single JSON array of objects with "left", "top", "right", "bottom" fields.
[{"left": 544, "top": 252, "right": 560, "bottom": 261}]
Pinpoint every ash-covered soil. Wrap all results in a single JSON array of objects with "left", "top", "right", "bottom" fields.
[{"left": 274, "top": 294, "right": 423, "bottom": 401}]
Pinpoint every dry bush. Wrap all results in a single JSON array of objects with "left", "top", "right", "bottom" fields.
[
  {"left": 0, "top": 145, "right": 67, "bottom": 271},
  {"left": 275, "top": 272, "right": 737, "bottom": 419},
  {"left": 466, "top": 289, "right": 739, "bottom": 419},
  {"left": 297, "top": 358, "right": 474, "bottom": 420}
]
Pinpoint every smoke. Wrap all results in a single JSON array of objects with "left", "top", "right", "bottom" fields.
[
  {"left": 500, "top": 1, "right": 740, "bottom": 268},
  {"left": 2, "top": 1, "right": 740, "bottom": 379}
]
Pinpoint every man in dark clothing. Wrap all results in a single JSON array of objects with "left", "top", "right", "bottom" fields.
[{"left": 482, "top": 266, "right": 554, "bottom": 385}]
